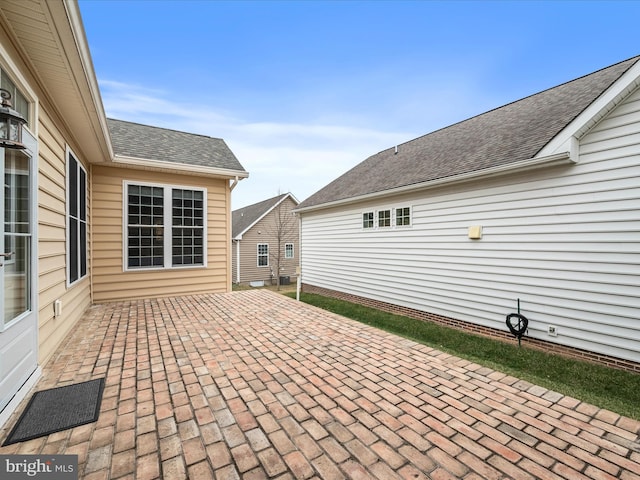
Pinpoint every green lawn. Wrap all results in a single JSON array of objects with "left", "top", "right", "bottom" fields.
[{"left": 286, "top": 292, "right": 640, "bottom": 420}]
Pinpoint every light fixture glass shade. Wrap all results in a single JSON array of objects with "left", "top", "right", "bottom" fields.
[{"left": 0, "top": 88, "right": 27, "bottom": 149}]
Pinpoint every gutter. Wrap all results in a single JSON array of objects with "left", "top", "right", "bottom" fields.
[{"left": 295, "top": 151, "right": 573, "bottom": 214}]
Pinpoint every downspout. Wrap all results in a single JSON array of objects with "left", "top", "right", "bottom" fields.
[
  {"left": 235, "top": 239, "right": 241, "bottom": 284},
  {"left": 227, "top": 176, "right": 239, "bottom": 290}
]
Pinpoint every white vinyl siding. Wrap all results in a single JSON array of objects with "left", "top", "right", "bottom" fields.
[{"left": 300, "top": 86, "right": 640, "bottom": 364}]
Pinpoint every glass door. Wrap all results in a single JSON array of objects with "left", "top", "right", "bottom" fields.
[
  {"left": 3, "top": 149, "right": 31, "bottom": 326},
  {"left": 0, "top": 131, "right": 37, "bottom": 415}
]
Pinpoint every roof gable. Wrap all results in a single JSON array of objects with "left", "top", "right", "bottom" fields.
[
  {"left": 232, "top": 193, "right": 299, "bottom": 239},
  {"left": 298, "top": 56, "right": 640, "bottom": 210},
  {"left": 107, "top": 118, "right": 247, "bottom": 174}
]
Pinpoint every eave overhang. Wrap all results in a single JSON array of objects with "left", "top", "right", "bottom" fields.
[
  {"left": 112, "top": 154, "right": 250, "bottom": 180},
  {"left": 0, "top": 0, "right": 113, "bottom": 163}
]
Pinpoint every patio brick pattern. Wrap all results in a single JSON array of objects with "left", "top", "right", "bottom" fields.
[{"left": 1, "top": 290, "right": 639, "bottom": 479}]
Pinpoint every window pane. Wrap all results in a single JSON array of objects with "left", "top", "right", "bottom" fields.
[
  {"left": 363, "top": 212, "right": 373, "bottom": 228},
  {"left": 68, "top": 155, "right": 77, "bottom": 217},
  {"left": 79, "top": 168, "right": 86, "bottom": 221},
  {"left": 127, "top": 223, "right": 164, "bottom": 269},
  {"left": 258, "top": 244, "right": 269, "bottom": 266},
  {"left": 172, "top": 188, "right": 204, "bottom": 228},
  {"left": 378, "top": 210, "right": 391, "bottom": 227},
  {"left": 396, "top": 207, "right": 410, "bottom": 226},
  {"left": 80, "top": 221, "right": 87, "bottom": 277},
  {"left": 69, "top": 219, "right": 78, "bottom": 283},
  {"left": 172, "top": 226, "right": 204, "bottom": 266}
]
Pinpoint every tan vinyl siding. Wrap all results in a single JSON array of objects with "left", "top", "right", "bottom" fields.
[
  {"left": 234, "top": 197, "right": 299, "bottom": 285},
  {"left": 301, "top": 85, "right": 640, "bottom": 365},
  {"left": 92, "top": 165, "right": 231, "bottom": 302},
  {"left": 37, "top": 106, "right": 92, "bottom": 365}
]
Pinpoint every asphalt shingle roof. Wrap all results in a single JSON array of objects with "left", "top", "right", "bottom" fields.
[
  {"left": 232, "top": 193, "right": 291, "bottom": 238},
  {"left": 298, "top": 56, "right": 640, "bottom": 210},
  {"left": 107, "top": 118, "right": 247, "bottom": 173}
]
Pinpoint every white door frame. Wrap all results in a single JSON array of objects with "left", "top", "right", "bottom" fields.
[{"left": 0, "top": 129, "right": 40, "bottom": 428}]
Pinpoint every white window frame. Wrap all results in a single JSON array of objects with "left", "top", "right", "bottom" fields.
[
  {"left": 395, "top": 206, "right": 412, "bottom": 227},
  {"left": 362, "top": 211, "right": 374, "bottom": 229},
  {"left": 378, "top": 209, "right": 392, "bottom": 228},
  {"left": 285, "top": 243, "right": 294, "bottom": 259},
  {"left": 257, "top": 243, "right": 269, "bottom": 267},
  {"left": 123, "top": 180, "right": 207, "bottom": 271},
  {"left": 66, "top": 147, "right": 88, "bottom": 286}
]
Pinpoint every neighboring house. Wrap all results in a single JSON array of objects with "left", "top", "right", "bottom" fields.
[
  {"left": 0, "top": 0, "right": 247, "bottom": 427},
  {"left": 296, "top": 56, "right": 640, "bottom": 371},
  {"left": 232, "top": 193, "right": 300, "bottom": 286}
]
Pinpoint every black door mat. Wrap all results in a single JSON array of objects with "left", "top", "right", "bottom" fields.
[{"left": 3, "top": 378, "right": 105, "bottom": 446}]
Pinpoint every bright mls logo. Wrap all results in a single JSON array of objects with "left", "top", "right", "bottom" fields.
[{"left": 0, "top": 455, "right": 78, "bottom": 479}]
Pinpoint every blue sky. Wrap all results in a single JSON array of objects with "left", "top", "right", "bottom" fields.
[{"left": 78, "top": 0, "right": 640, "bottom": 209}]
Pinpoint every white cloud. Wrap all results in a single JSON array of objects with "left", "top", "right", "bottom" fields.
[{"left": 98, "top": 79, "right": 416, "bottom": 208}]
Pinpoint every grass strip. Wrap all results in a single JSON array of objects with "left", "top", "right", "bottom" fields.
[{"left": 287, "top": 292, "right": 640, "bottom": 420}]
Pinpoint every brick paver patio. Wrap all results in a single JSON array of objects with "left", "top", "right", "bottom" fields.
[{"left": 1, "top": 290, "right": 639, "bottom": 479}]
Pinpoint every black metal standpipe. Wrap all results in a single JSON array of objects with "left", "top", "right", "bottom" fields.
[{"left": 506, "top": 298, "right": 529, "bottom": 347}]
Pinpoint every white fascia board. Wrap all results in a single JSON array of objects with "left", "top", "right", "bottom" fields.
[
  {"left": 294, "top": 152, "right": 572, "bottom": 214},
  {"left": 112, "top": 154, "right": 250, "bottom": 179},
  {"left": 538, "top": 59, "right": 640, "bottom": 159}
]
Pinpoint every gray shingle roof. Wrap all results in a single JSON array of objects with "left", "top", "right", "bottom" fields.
[
  {"left": 107, "top": 118, "right": 247, "bottom": 173},
  {"left": 298, "top": 56, "right": 640, "bottom": 210},
  {"left": 232, "top": 193, "right": 294, "bottom": 238}
]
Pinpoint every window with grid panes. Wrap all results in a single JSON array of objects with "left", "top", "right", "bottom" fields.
[
  {"left": 172, "top": 189, "right": 204, "bottom": 266},
  {"left": 378, "top": 209, "right": 391, "bottom": 227},
  {"left": 257, "top": 243, "right": 269, "bottom": 266},
  {"left": 125, "top": 183, "right": 206, "bottom": 269},
  {"left": 396, "top": 207, "right": 411, "bottom": 226},
  {"left": 362, "top": 212, "right": 374, "bottom": 229},
  {"left": 127, "top": 185, "right": 164, "bottom": 268}
]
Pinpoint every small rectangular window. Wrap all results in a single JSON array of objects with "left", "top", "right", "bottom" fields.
[
  {"left": 258, "top": 243, "right": 269, "bottom": 266},
  {"left": 362, "top": 212, "right": 374, "bottom": 229},
  {"left": 378, "top": 209, "right": 391, "bottom": 227},
  {"left": 285, "top": 243, "right": 294, "bottom": 259},
  {"left": 396, "top": 207, "right": 411, "bottom": 226}
]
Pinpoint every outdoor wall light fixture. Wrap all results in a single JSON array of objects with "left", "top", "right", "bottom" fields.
[{"left": 0, "top": 88, "right": 27, "bottom": 150}]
